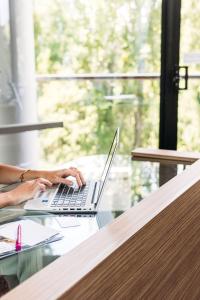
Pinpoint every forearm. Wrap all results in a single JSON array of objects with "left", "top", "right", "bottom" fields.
[
  {"left": 0, "top": 192, "right": 12, "bottom": 208},
  {"left": 0, "top": 164, "right": 46, "bottom": 184},
  {"left": 0, "top": 164, "right": 26, "bottom": 184}
]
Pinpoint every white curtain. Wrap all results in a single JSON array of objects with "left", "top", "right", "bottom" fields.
[{"left": 0, "top": 0, "right": 9, "bottom": 27}]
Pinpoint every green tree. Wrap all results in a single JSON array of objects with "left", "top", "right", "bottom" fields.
[{"left": 33, "top": 0, "right": 161, "bottom": 163}]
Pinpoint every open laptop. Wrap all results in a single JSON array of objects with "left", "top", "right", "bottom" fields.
[{"left": 24, "top": 128, "right": 120, "bottom": 213}]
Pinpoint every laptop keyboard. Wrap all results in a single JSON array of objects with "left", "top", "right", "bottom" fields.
[{"left": 50, "top": 182, "right": 89, "bottom": 208}]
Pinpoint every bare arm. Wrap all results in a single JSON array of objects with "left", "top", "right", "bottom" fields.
[
  {"left": 0, "top": 164, "right": 85, "bottom": 186},
  {"left": 0, "top": 192, "right": 12, "bottom": 208},
  {"left": 0, "top": 164, "right": 85, "bottom": 208},
  {"left": 0, "top": 178, "right": 52, "bottom": 208},
  {"left": 0, "top": 163, "right": 52, "bottom": 184},
  {"left": 0, "top": 164, "right": 26, "bottom": 184}
]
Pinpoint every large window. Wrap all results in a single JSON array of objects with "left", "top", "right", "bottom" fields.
[
  {"left": 178, "top": 0, "right": 200, "bottom": 151},
  {"left": 33, "top": 0, "right": 161, "bottom": 163}
]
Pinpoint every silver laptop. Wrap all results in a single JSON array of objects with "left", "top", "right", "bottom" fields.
[{"left": 24, "top": 128, "right": 120, "bottom": 213}]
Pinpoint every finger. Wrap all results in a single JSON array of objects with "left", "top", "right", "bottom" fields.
[
  {"left": 56, "top": 177, "right": 73, "bottom": 186},
  {"left": 69, "top": 167, "right": 79, "bottom": 175},
  {"left": 69, "top": 168, "right": 86, "bottom": 186},
  {"left": 73, "top": 173, "right": 83, "bottom": 187},
  {"left": 31, "top": 182, "right": 46, "bottom": 196},
  {"left": 36, "top": 178, "right": 52, "bottom": 187},
  {"left": 72, "top": 168, "right": 86, "bottom": 185},
  {"left": 38, "top": 183, "right": 47, "bottom": 192},
  {"left": 77, "top": 171, "right": 86, "bottom": 185}
]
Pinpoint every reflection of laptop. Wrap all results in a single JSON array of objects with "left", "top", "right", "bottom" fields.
[{"left": 24, "top": 128, "right": 120, "bottom": 213}]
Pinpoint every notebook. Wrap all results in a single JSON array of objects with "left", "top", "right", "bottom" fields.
[
  {"left": 24, "top": 128, "right": 120, "bottom": 214},
  {"left": 0, "top": 219, "right": 62, "bottom": 259}
]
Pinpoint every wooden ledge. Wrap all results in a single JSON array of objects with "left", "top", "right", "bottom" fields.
[{"left": 132, "top": 148, "right": 200, "bottom": 164}]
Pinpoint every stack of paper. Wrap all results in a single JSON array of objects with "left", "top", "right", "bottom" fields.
[{"left": 0, "top": 219, "right": 62, "bottom": 259}]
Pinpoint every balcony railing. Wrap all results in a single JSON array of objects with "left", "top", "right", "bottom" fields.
[
  {"left": 36, "top": 73, "right": 200, "bottom": 82},
  {"left": 36, "top": 73, "right": 160, "bottom": 81}
]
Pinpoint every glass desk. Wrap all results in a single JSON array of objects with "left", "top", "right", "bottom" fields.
[{"left": 0, "top": 155, "right": 189, "bottom": 296}]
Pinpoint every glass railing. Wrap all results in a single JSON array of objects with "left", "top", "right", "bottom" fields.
[
  {"left": 0, "top": 156, "right": 188, "bottom": 297},
  {"left": 36, "top": 78, "right": 160, "bottom": 164}
]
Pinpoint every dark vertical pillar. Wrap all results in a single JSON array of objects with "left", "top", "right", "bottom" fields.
[
  {"left": 159, "top": 0, "right": 181, "bottom": 149},
  {"left": 159, "top": 164, "right": 178, "bottom": 187}
]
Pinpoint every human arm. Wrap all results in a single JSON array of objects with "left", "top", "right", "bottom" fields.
[
  {"left": 0, "top": 164, "right": 86, "bottom": 208},
  {"left": 32, "top": 167, "right": 86, "bottom": 187},
  {"left": 0, "top": 164, "right": 28, "bottom": 184},
  {"left": 0, "top": 163, "right": 85, "bottom": 208},
  {"left": 0, "top": 178, "right": 52, "bottom": 208},
  {"left": 0, "top": 164, "right": 85, "bottom": 187}
]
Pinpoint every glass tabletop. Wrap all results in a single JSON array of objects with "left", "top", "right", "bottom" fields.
[{"left": 0, "top": 155, "right": 189, "bottom": 294}]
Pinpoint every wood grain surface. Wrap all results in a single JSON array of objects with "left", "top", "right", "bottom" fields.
[{"left": 132, "top": 148, "right": 200, "bottom": 164}]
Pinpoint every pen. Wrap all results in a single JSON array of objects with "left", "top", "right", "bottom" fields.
[{"left": 15, "top": 224, "right": 22, "bottom": 251}]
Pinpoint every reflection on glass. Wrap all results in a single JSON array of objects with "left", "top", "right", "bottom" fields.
[
  {"left": 0, "top": 158, "right": 187, "bottom": 296},
  {"left": 37, "top": 80, "right": 160, "bottom": 165},
  {"left": 130, "top": 161, "right": 187, "bottom": 206}
]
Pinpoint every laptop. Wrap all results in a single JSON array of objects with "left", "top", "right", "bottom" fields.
[{"left": 24, "top": 128, "right": 120, "bottom": 213}]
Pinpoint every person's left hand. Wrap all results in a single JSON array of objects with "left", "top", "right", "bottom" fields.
[{"left": 40, "top": 167, "right": 86, "bottom": 187}]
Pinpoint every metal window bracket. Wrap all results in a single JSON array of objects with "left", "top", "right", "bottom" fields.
[{"left": 173, "top": 65, "right": 189, "bottom": 90}]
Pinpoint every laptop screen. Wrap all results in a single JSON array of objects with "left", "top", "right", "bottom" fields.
[{"left": 97, "top": 128, "right": 120, "bottom": 203}]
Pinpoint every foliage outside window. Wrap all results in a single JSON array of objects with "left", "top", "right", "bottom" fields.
[{"left": 34, "top": 0, "right": 161, "bottom": 163}]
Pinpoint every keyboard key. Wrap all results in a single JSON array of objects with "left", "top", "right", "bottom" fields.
[{"left": 50, "top": 182, "right": 91, "bottom": 208}]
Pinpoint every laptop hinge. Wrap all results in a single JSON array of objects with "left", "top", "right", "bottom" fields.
[{"left": 91, "top": 182, "right": 99, "bottom": 205}]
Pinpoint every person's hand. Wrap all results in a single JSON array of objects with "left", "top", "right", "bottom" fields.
[
  {"left": 7, "top": 178, "right": 52, "bottom": 205},
  {"left": 40, "top": 167, "right": 86, "bottom": 187}
]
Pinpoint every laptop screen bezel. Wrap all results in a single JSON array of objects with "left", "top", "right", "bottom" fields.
[{"left": 96, "top": 128, "right": 120, "bottom": 205}]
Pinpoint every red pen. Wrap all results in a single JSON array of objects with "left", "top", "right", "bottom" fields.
[{"left": 15, "top": 224, "right": 22, "bottom": 251}]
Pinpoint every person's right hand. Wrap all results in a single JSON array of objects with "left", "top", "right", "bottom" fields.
[{"left": 8, "top": 178, "right": 52, "bottom": 205}]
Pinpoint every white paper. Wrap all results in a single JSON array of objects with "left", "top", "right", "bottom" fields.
[
  {"left": 56, "top": 217, "right": 80, "bottom": 228},
  {"left": 0, "top": 220, "right": 60, "bottom": 247},
  {"left": 0, "top": 241, "right": 15, "bottom": 253}
]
